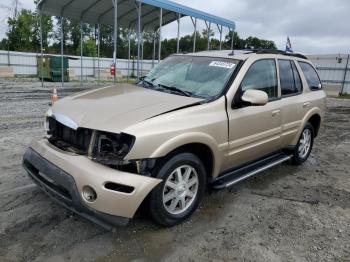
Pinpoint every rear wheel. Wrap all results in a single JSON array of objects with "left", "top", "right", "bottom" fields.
[
  {"left": 149, "top": 152, "right": 206, "bottom": 226},
  {"left": 292, "top": 123, "right": 314, "bottom": 165}
]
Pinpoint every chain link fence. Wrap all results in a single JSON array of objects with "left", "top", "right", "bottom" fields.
[
  {"left": 0, "top": 50, "right": 158, "bottom": 84},
  {"left": 1, "top": 50, "right": 349, "bottom": 95}
]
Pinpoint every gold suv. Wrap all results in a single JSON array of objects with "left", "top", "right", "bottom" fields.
[{"left": 23, "top": 50, "right": 326, "bottom": 228}]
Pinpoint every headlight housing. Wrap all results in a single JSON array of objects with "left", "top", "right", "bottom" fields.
[{"left": 91, "top": 131, "right": 135, "bottom": 165}]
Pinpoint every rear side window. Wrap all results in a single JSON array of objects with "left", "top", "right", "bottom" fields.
[
  {"left": 241, "top": 59, "right": 278, "bottom": 99},
  {"left": 299, "top": 62, "right": 322, "bottom": 90},
  {"left": 278, "top": 60, "right": 302, "bottom": 96}
]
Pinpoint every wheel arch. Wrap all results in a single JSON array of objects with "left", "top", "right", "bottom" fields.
[
  {"left": 307, "top": 114, "right": 321, "bottom": 137},
  {"left": 162, "top": 143, "right": 215, "bottom": 183},
  {"left": 149, "top": 132, "right": 223, "bottom": 179},
  {"left": 291, "top": 107, "right": 323, "bottom": 145}
]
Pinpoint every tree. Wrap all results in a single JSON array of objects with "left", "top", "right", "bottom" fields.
[
  {"left": 7, "top": 9, "right": 36, "bottom": 51},
  {"left": 32, "top": 0, "right": 52, "bottom": 52},
  {"left": 84, "top": 38, "right": 97, "bottom": 57},
  {"left": 202, "top": 28, "right": 215, "bottom": 40},
  {"left": 3, "top": 4, "right": 53, "bottom": 53},
  {"left": 225, "top": 31, "right": 277, "bottom": 50},
  {"left": 0, "top": 1, "right": 278, "bottom": 57},
  {"left": 244, "top": 36, "right": 277, "bottom": 50},
  {"left": 0, "top": 39, "right": 9, "bottom": 50}
]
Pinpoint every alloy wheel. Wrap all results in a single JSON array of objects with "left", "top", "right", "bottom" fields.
[
  {"left": 298, "top": 128, "right": 312, "bottom": 158},
  {"left": 162, "top": 165, "right": 199, "bottom": 215}
]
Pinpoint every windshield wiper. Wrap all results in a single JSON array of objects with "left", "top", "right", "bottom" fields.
[
  {"left": 157, "top": 84, "right": 192, "bottom": 97},
  {"left": 139, "top": 76, "right": 155, "bottom": 88}
]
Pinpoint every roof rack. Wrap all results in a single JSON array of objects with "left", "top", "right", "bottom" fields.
[{"left": 236, "top": 49, "right": 308, "bottom": 59}]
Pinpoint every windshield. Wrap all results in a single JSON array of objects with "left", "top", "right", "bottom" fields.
[{"left": 140, "top": 56, "right": 239, "bottom": 99}]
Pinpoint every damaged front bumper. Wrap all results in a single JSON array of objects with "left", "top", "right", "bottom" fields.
[{"left": 22, "top": 139, "right": 161, "bottom": 230}]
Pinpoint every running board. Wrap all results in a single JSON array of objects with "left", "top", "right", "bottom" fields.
[{"left": 212, "top": 152, "right": 292, "bottom": 189}]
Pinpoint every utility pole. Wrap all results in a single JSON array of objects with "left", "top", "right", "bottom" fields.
[{"left": 14, "top": 0, "right": 18, "bottom": 17}]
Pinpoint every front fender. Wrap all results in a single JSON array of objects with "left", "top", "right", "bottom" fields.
[{"left": 149, "top": 132, "right": 223, "bottom": 178}]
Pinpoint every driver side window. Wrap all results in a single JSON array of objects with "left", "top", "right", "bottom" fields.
[{"left": 241, "top": 59, "right": 278, "bottom": 99}]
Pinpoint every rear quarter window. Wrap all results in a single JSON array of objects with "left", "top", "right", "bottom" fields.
[{"left": 298, "top": 62, "right": 322, "bottom": 91}]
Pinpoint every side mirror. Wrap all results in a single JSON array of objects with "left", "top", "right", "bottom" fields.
[{"left": 241, "top": 89, "right": 268, "bottom": 106}]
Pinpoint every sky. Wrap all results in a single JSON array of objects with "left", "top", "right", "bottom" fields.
[{"left": 0, "top": 0, "right": 349, "bottom": 54}]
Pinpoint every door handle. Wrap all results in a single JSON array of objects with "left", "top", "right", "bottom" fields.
[
  {"left": 303, "top": 102, "right": 311, "bottom": 108},
  {"left": 272, "top": 110, "right": 280, "bottom": 117}
]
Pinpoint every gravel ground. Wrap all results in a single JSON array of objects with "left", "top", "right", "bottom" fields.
[{"left": 0, "top": 79, "right": 349, "bottom": 262}]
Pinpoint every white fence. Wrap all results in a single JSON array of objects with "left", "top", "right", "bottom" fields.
[
  {"left": 1, "top": 50, "right": 349, "bottom": 93},
  {"left": 0, "top": 50, "right": 157, "bottom": 78},
  {"left": 308, "top": 54, "right": 350, "bottom": 94}
]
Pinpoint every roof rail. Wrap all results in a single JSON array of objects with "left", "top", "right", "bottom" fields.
[{"left": 246, "top": 49, "right": 308, "bottom": 59}]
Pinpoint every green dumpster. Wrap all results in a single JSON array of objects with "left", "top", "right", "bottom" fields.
[{"left": 37, "top": 55, "right": 69, "bottom": 82}]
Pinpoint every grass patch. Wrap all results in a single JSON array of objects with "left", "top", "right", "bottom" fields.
[{"left": 339, "top": 94, "right": 350, "bottom": 99}]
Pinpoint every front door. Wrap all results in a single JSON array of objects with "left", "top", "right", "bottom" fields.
[{"left": 224, "top": 59, "right": 283, "bottom": 170}]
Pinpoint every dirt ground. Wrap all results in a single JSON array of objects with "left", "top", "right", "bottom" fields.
[{"left": 0, "top": 79, "right": 349, "bottom": 262}]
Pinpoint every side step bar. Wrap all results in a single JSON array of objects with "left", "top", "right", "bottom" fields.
[{"left": 212, "top": 152, "right": 292, "bottom": 189}]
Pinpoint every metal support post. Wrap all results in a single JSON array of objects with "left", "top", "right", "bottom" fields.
[
  {"left": 176, "top": 13, "right": 181, "bottom": 53},
  {"left": 7, "top": 44, "right": 10, "bottom": 66},
  {"left": 190, "top": 17, "right": 197, "bottom": 53},
  {"left": 217, "top": 24, "right": 223, "bottom": 51},
  {"left": 80, "top": 21, "right": 83, "bottom": 86},
  {"left": 158, "top": 8, "right": 162, "bottom": 62},
  {"left": 39, "top": 14, "right": 44, "bottom": 87},
  {"left": 97, "top": 22, "right": 100, "bottom": 84},
  {"left": 127, "top": 29, "right": 131, "bottom": 81},
  {"left": 152, "top": 33, "right": 156, "bottom": 67},
  {"left": 231, "top": 29, "right": 234, "bottom": 50},
  {"left": 61, "top": 16, "right": 64, "bottom": 87},
  {"left": 136, "top": 2, "right": 141, "bottom": 79},
  {"left": 141, "top": 31, "right": 144, "bottom": 76},
  {"left": 205, "top": 21, "right": 211, "bottom": 50},
  {"left": 113, "top": 0, "right": 118, "bottom": 84}
]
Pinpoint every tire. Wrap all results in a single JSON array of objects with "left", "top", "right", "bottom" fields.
[
  {"left": 291, "top": 122, "right": 314, "bottom": 165},
  {"left": 149, "top": 152, "right": 206, "bottom": 227}
]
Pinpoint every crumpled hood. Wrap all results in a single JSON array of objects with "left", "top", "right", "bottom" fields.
[{"left": 52, "top": 84, "right": 203, "bottom": 133}]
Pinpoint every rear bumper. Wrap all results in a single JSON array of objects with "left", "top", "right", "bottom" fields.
[{"left": 23, "top": 140, "right": 161, "bottom": 229}]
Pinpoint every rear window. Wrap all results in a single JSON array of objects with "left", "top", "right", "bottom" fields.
[{"left": 299, "top": 62, "right": 322, "bottom": 90}]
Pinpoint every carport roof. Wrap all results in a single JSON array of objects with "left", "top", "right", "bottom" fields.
[{"left": 37, "top": 0, "right": 235, "bottom": 30}]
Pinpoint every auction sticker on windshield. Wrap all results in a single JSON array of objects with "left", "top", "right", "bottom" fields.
[{"left": 209, "top": 61, "right": 236, "bottom": 69}]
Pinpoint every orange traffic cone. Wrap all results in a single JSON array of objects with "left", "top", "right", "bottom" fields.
[{"left": 52, "top": 88, "right": 58, "bottom": 104}]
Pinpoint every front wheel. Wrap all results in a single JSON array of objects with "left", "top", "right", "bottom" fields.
[
  {"left": 291, "top": 123, "right": 314, "bottom": 165},
  {"left": 149, "top": 152, "right": 206, "bottom": 227}
]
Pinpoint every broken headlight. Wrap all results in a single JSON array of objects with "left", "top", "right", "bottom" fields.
[{"left": 91, "top": 131, "right": 135, "bottom": 165}]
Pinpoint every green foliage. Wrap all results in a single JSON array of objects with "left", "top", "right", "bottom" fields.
[
  {"left": 5, "top": 7, "right": 52, "bottom": 52},
  {"left": 1, "top": 2, "right": 277, "bottom": 57},
  {"left": 83, "top": 38, "right": 97, "bottom": 57},
  {"left": 225, "top": 31, "right": 277, "bottom": 50},
  {"left": 7, "top": 9, "right": 36, "bottom": 51},
  {"left": 0, "top": 39, "right": 9, "bottom": 50}
]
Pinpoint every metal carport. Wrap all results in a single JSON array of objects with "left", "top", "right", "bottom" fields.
[{"left": 37, "top": 0, "right": 236, "bottom": 86}]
